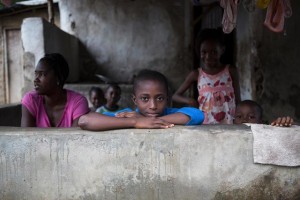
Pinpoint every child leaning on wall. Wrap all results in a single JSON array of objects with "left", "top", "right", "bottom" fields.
[
  {"left": 233, "top": 100, "right": 295, "bottom": 127},
  {"left": 21, "top": 53, "right": 90, "bottom": 127},
  {"left": 79, "top": 70, "right": 205, "bottom": 131},
  {"left": 172, "top": 28, "right": 241, "bottom": 125}
]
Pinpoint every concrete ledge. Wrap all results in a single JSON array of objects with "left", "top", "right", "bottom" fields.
[{"left": 0, "top": 126, "right": 299, "bottom": 199}]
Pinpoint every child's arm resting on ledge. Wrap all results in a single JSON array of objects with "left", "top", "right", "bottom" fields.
[
  {"left": 159, "top": 107, "right": 205, "bottom": 125},
  {"left": 78, "top": 112, "right": 174, "bottom": 131}
]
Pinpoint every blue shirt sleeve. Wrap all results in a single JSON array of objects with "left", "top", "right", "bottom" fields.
[
  {"left": 164, "top": 107, "right": 205, "bottom": 125},
  {"left": 103, "top": 108, "right": 133, "bottom": 117}
]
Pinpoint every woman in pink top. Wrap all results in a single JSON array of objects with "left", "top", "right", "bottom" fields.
[
  {"left": 21, "top": 53, "right": 90, "bottom": 127},
  {"left": 173, "top": 29, "right": 241, "bottom": 124}
]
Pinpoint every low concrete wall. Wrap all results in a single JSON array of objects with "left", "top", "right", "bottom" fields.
[{"left": 0, "top": 126, "right": 299, "bottom": 200}]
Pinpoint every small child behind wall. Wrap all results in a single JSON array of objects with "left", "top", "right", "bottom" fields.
[
  {"left": 79, "top": 70, "right": 205, "bottom": 131},
  {"left": 88, "top": 87, "right": 105, "bottom": 112},
  {"left": 234, "top": 100, "right": 294, "bottom": 127},
  {"left": 96, "top": 84, "right": 123, "bottom": 114}
]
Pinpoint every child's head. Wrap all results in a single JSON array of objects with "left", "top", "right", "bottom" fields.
[
  {"left": 105, "top": 84, "right": 121, "bottom": 106},
  {"left": 195, "top": 29, "right": 225, "bottom": 69},
  {"left": 234, "top": 100, "right": 263, "bottom": 124},
  {"left": 89, "top": 87, "right": 105, "bottom": 109},
  {"left": 132, "top": 70, "right": 169, "bottom": 117},
  {"left": 34, "top": 53, "right": 69, "bottom": 94}
]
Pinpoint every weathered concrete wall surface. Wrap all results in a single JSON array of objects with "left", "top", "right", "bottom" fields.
[
  {"left": 0, "top": 126, "right": 299, "bottom": 200},
  {"left": 21, "top": 17, "right": 80, "bottom": 87},
  {"left": 59, "top": 0, "right": 192, "bottom": 90},
  {"left": 236, "top": 3, "right": 300, "bottom": 122}
]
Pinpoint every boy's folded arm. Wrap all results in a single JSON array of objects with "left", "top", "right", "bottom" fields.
[
  {"left": 158, "top": 113, "right": 190, "bottom": 125},
  {"left": 159, "top": 107, "right": 205, "bottom": 125},
  {"left": 78, "top": 112, "right": 136, "bottom": 131},
  {"left": 78, "top": 112, "right": 174, "bottom": 131}
]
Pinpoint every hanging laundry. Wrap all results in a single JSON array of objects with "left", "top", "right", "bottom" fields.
[
  {"left": 243, "top": 0, "right": 256, "bottom": 12},
  {"left": 191, "top": 0, "right": 220, "bottom": 6},
  {"left": 191, "top": 0, "right": 202, "bottom": 6},
  {"left": 220, "top": 0, "right": 239, "bottom": 34},
  {"left": 264, "top": 0, "right": 292, "bottom": 33},
  {"left": 282, "top": 0, "right": 292, "bottom": 17},
  {"left": 1, "top": 0, "right": 12, "bottom": 7},
  {"left": 256, "top": 0, "right": 271, "bottom": 9}
]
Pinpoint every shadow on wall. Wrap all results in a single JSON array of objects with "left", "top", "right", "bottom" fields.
[
  {"left": 289, "top": 84, "right": 300, "bottom": 119},
  {"left": 77, "top": 40, "right": 100, "bottom": 83},
  {"left": 0, "top": 104, "right": 21, "bottom": 126}
]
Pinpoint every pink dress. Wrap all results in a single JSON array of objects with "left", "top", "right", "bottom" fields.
[
  {"left": 197, "top": 66, "right": 236, "bottom": 124},
  {"left": 21, "top": 90, "right": 90, "bottom": 127}
]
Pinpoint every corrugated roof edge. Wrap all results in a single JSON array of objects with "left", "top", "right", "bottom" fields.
[
  {"left": 0, "top": 0, "right": 58, "bottom": 16},
  {"left": 16, "top": 0, "right": 59, "bottom": 6}
]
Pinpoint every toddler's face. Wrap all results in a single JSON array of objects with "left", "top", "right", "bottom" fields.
[
  {"left": 200, "top": 40, "right": 224, "bottom": 69},
  {"left": 234, "top": 104, "right": 261, "bottom": 124},
  {"left": 105, "top": 87, "right": 121, "bottom": 105},
  {"left": 90, "top": 91, "right": 104, "bottom": 108},
  {"left": 133, "top": 80, "right": 168, "bottom": 117}
]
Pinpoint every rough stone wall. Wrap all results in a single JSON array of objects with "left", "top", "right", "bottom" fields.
[
  {"left": 0, "top": 126, "right": 299, "bottom": 199},
  {"left": 59, "top": 0, "right": 192, "bottom": 91},
  {"left": 256, "top": 1, "right": 300, "bottom": 122},
  {"left": 236, "top": 2, "right": 300, "bottom": 122}
]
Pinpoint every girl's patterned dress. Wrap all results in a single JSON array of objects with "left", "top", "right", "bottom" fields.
[{"left": 197, "top": 66, "right": 236, "bottom": 124}]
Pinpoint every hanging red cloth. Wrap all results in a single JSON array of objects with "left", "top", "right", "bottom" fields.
[
  {"left": 264, "top": 0, "right": 292, "bottom": 33},
  {"left": 220, "top": 0, "right": 239, "bottom": 34},
  {"left": 1, "top": 0, "right": 12, "bottom": 7}
]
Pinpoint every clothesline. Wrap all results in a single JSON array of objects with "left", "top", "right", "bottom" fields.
[{"left": 192, "top": 0, "right": 293, "bottom": 33}]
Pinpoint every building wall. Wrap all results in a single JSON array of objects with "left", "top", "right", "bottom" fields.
[
  {"left": 0, "top": 126, "right": 299, "bottom": 199},
  {"left": 236, "top": 2, "right": 300, "bottom": 122},
  {"left": 0, "top": 6, "right": 60, "bottom": 104},
  {"left": 59, "top": 0, "right": 192, "bottom": 91},
  {"left": 21, "top": 17, "right": 80, "bottom": 86}
]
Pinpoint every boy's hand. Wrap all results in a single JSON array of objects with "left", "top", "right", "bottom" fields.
[
  {"left": 134, "top": 117, "right": 174, "bottom": 129},
  {"left": 116, "top": 111, "right": 143, "bottom": 118},
  {"left": 270, "top": 116, "right": 293, "bottom": 127}
]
